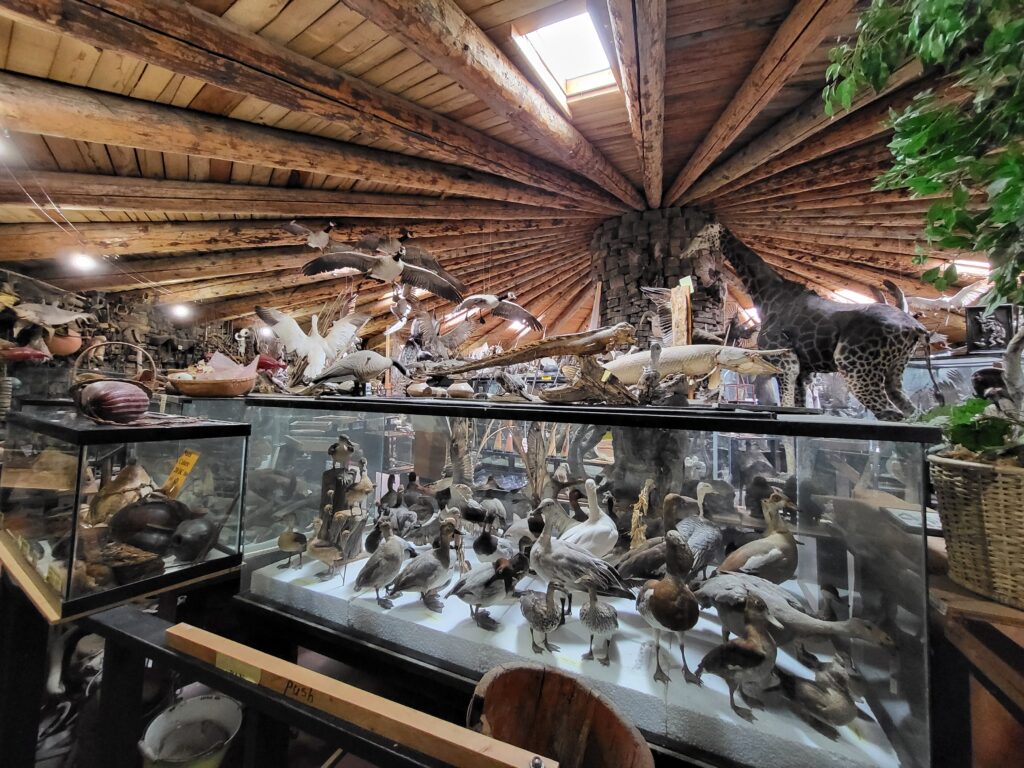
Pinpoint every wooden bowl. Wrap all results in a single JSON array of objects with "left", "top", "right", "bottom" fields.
[{"left": 169, "top": 376, "right": 257, "bottom": 397}]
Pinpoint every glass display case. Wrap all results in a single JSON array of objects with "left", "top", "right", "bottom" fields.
[
  {"left": 237, "top": 397, "right": 938, "bottom": 768},
  {"left": 0, "top": 408, "right": 249, "bottom": 621}
]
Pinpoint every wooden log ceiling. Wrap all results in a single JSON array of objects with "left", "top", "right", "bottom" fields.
[{"left": 0, "top": 0, "right": 983, "bottom": 348}]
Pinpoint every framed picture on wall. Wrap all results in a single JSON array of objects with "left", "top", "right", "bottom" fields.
[{"left": 965, "top": 304, "right": 1015, "bottom": 351}]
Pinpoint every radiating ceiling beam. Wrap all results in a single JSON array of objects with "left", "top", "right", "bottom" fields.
[
  {"left": 0, "top": 72, "right": 591, "bottom": 211},
  {"left": 0, "top": 0, "right": 627, "bottom": 214},
  {"left": 600, "top": 0, "right": 666, "bottom": 207},
  {"left": 336, "top": 0, "right": 645, "bottom": 209},
  {"left": 0, "top": 171, "right": 591, "bottom": 220},
  {"left": 664, "top": 0, "right": 857, "bottom": 205}
]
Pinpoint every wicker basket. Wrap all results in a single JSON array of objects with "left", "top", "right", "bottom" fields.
[{"left": 929, "top": 454, "right": 1024, "bottom": 609}]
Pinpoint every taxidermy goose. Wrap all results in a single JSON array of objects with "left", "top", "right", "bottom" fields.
[
  {"left": 385, "top": 285, "right": 416, "bottom": 336},
  {"left": 10, "top": 303, "right": 94, "bottom": 338},
  {"left": 676, "top": 483, "right": 724, "bottom": 579},
  {"left": 354, "top": 520, "right": 406, "bottom": 609},
  {"left": 455, "top": 292, "right": 543, "bottom": 331},
  {"left": 284, "top": 220, "right": 335, "bottom": 250},
  {"left": 559, "top": 479, "right": 617, "bottom": 558},
  {"left": 256, "top": 304, "right": 367, "bottom": 380},
  {"left": 530, "top": 499, "right": 633, "bottom": 615},
  {"left": 302, "top": 242, "right": 463, "bottom": 302},
  {"left": 313, "top": 350, "right": 408, "bottom": 386},
  {"left": 635, "top": 342, "right": 662, "bottom": 403},
  {"left": 719, "top": 491, "right": 799, "bottom": 583},
  {"left": 905, "top": 278, "right": 991, "bottom": 312},
  {"left": 446, "top": 555, "right": 527, "bottom": 630},
  {"left": 388, "top": 518, "right": 464, "bottom": 612}
]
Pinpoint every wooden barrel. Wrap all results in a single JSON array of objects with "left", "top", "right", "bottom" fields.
[{"left": 466, "top": 662, "right": 655, "bottom": 768}]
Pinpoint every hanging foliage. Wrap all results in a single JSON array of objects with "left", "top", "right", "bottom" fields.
[{"left": 823, "top": 0, "right": 1024, "bottom": 307}]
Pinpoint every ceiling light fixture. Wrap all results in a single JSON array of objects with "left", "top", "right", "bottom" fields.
[
  {"left": 169, "top": 304, "right": 192, "bottom": 319},
  {"left": 259, "top": 326, "right": 274, "bottom": 338},
  {"left": 953, "top": 259, "right": 991, "bottom": 277},
  {"left": 834, "top": 288, "right": 875, "bottom": 304}
]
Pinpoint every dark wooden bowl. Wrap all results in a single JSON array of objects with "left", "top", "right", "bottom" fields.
[{"left": 467, "top": 662, "right": 654, "bottom": 768}]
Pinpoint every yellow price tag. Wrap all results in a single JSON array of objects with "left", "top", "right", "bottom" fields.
[
  {"left": 215, "top": 652, "right": 262, "bottom": 684},
  {"left": 14, "top": 533, "right": 29, "bottom": 558},
  {"left": 601, "top": 369, "right": 612, "bottom": 382},
  {"left": 45, "top": 564, "right": 66, "bottom": 594},
  {"left": 162, "top": 449, "right": 201, "bottom": 499},
  {"left": 159, "top": 394, "right": 168, "bottom": 414},
  {"left": 678, "top": 275, "right": 694, "bottom": 294}
]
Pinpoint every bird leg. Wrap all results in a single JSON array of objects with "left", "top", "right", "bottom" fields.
[
  {"left": 652, "top": 630, "right": 671, "bottom": 684},
  {"left": 582, "top": 635, "right": 595, "bottom": 661},
  {"left": 727, "top": 681, "right": 755, "bottom": 722},
  {"left": 530, "top": 628, "right": 544, "bottom": 654},
  {"left": 543, "top": 633, "right": 560, "bottom": 653},
  {"left": 277, "top": 554, "right": 292, "bottom": 569},
  {"left": 375, "top": 588, "right": 394, "bottom": 610},
  {"left": 422, "top": 590, "right": 444, "bottom": 613},
  {"left": 601, "top": 637, "right": 612, "bottom": 667},
  {"left": 473, "top": 609, "right": 499, "bottom": 631},
  {"left": 679, "top": 634, "right": 702, "bottom": 686},
  {"left": 296, "top": 552, "right": 303, "bottom": 568}
]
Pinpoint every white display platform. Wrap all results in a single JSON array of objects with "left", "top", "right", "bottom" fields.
[{"left": 252, "top": 547, "right": 900, "bottom": 768}]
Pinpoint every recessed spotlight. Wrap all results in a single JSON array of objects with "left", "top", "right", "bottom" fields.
[
  {"left": 169, "top": 304, "right": 192, "bottom": 319},
  {"left": 70, "top": 252, "right": 98, "bottom": 271},
  {"left": 259, "top": 326, "right": 274, "bottom": 337}
]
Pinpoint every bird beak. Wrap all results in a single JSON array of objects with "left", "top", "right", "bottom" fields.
[{"left": 767, "top": 614, "right": 784, "bottom": 630}]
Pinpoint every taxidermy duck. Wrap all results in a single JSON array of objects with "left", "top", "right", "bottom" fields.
[
  {"left": 530, "top": 499, "right": 633, "bottom": 616},
  {"left": 354, "top": 520, "right": 407, "bottom": 609},
  {"left": 344, "top": 458, "right": 375, "bottom": 510},
  {"left": 276, "top": 512, "right": 307, "bottom": 569},
  {"left": 446, "top": 555, "right": 527, "bottom": 630},
  {"left": 636, "top": 531, "right": 701, "bottom": 685},
  {"left": 454, "top": 292, "right": 543, "bottom": 331},
  {"left": 675, "top": 483, "right": 724, "bottom": 579},
  {"left": 10, "top": 303, "right": 94, "bottom": 338},
  {"left": 328, "top": 434, "right": 357, "bottom": 467},
  {"left": 615, "top": 493, "right": 691, "bottom": 581},
  {"left": 519, "top": 580, "right": 565, "bottom": 654},
  {"left": 695, "top": 595, "right": 782, "bottom": 722},
  {"left": 388, "top": 518, "right": 463, "bottom": 612},
  {"left": 256, "top": 304, "right": 367, "bottom": 380},
  {"left": 634, "top": 342, "right": 662, "bottom": 404},
  {"left": 284, "top": 220, "right": 335, "bottom": 250},
  {"left": 773, "top": 652, "right": 871, "bottom": 739},
  {"left": 307, "top": 519, "right": 343, "bottom": 580},
  {"left": 694, "top": 572, "right": 894, "bottom": 652},
  {"left": 559, "top": 479, "right": 618, "bottom": 558},
  {"left": 302, "top": 242, "right": 463, "bottom": 302},
  {"left": 579, "top": 585, "right": 618, "bottom": 666},
  {"left": 719, "top": 491, "right": 799, "bottom": 583}
]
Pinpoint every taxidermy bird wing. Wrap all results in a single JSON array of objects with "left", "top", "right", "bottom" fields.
[
  {"left": 640, "top": 286, "right": 675, "bottom": 342},
  {"left": 950, "top": 278, "right": 992, "bottom": 308},
  {"left": 738, "top": 547, "right": 787, "bottom": 576},
  {"left": 255, "top": 306, "right": 311, "bottom": 355},
  {"left": 398, "top": 263, "right": 464, "bottom": 302},
  {"left": 324, "top": 313, "right": 369, "bottom": 354},
  {"left": 301, "top": 245, "right": 379, "bottom": 276},
  {"left": 492, "top": 300, "right": 543, "bottom": 331},
  {"left": 440, "top": 315, "right": 483, "bottom": 352},
  {"left": 400, "top": 243, "right": 467, "bottom": 294}
]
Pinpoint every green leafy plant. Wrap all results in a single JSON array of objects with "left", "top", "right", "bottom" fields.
[
  {"left": 823, "top": 0, "right": 1024, "bottom": 306},
  {"left": 923, "top": 397, "right": 1014, "bottom": 453}
]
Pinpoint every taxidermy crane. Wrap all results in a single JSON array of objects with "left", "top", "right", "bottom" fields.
[
  {"left": 455, "top": 292, "right": 543, "bottom": 331},
  {"left": 255, "top": 303, "right": 368, "bottom": 381},
  {"left": 300, "top": 235, "right": 464, "bottom": 303},
  {"left": 283, "top": 220, "right": 336, "bottom": 250}
]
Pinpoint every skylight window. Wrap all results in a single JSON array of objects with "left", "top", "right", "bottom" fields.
[
  {"left": 834, "top": 288, "right": 875, "bottom": 304},
  {"left": 525, "top": 13, "right": 610, "bottom": 84},
  {"left": 515, "top": 12, "right": 614, "bottom": 102}
]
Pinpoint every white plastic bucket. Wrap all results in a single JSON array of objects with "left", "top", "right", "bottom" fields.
[{"left": 139, "top": 695, "right": 243, "bottom": 768}]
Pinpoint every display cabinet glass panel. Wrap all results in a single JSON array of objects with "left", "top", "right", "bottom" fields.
[
  {"left": 239, "top": 398, "right": 937, "bottom": 768},
  {"left": 0, "top": 408, "right": 248, "bottom": 621}
]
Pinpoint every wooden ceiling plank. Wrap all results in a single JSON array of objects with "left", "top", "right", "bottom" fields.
[
  {"left": 335, "top": 0, "right": 645, "bottom": 209},
  {"left": 664, "top": 0, "right": 857, "bottom": 205},
  {"left": 0, "top": 71, "right": 598, "bottom": 211},
  {"left": 0, "top": 0, "right": 624, "bottom": 214},
  {"left": 0, "top": 170, "right": 597, "bottom": 220},
  {"left": 684, "top": 60, "right": 923, "bottom": 203}
]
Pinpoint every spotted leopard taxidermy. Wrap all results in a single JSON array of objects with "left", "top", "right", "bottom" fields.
[{"left": 683, "top": 222, "right": 929, "bottom": 421}]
